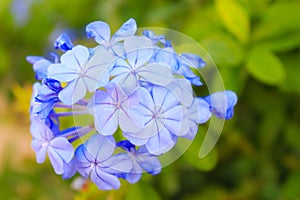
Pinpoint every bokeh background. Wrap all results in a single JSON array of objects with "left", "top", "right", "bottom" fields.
[{"left": 1, "top": 0, "right": 300, "bottom": 199}]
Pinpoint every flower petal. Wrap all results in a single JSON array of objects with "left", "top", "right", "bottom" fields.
[
  {"left": 138, "top": 63, "right": 173, "bottom": 86},
  {"left": 84, "top": 134, "right": 116, "bottom": 162},
  {"left": 163, "top": 106, "right": 189, "bottom": 136},
  {"left": 196, "top": 98, "right": 212, "bottom": 124},
  {"left": 48, "top": 148, "right": 64, "bottom": 174},
  {"left": 94, "top": 105, "right": 118, "bottom": 136},
  {"left": 137, "top": 154, "right": 161, "bottom": 175},
  {"left": 165, "top": 78, "right": 194, "bottom": 107},
  {"left": 124, "top": 36, "right": 153, "bottom": 68},
  {"left": 112, "top": 18, "right": 137, "bottom": 43},
  {"left": 31, "top": 139, "right": 48, "bottom": 163},
  {"left": 54, "top": 33, "right": 73, "bottom": 51},
  {"left": 146, "top": 128, "right": 177, "bottom": 155},
  {"left": 102, "top": 154, "right": 132, "bottom": 174},
  {"left": 61, "top": 45, "right": 89, "bottom": 69},
  {"left": 86, "top": 21, "right": 111, "bottom": 44},
  {"left": 58, "top": 78, "right": 87, "bottom": 105},
  {"left": 123, "top": 132, "right": 149, "bottom": 146},
  {"left": 50, "top": 137, "right": 74, "bottom": 163},
  {"left": 47, "top": 63, "right": 78, "bottom": 82},
  {"left": 91, "top": 167, "right": 120, "bottom": 190}
]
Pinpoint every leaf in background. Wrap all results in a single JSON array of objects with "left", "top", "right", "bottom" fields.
[
  {"left": 253, "top": 1, "right": 300, "bottom": 41},
  {"left": 201, "top": 34, "right": 244, "bottom": 68},
  {"left": 215, "top": 0, "right": 250, "bottom": 43},
  {"left": 256, "top": 33, "right": 300, "bottom": 53},
  {"left": 183, "top": 5, "right": 223, "bottom": 41},
  {"left": 182, "top": 127, "right": 218, "bottom": 172},
  {"left": 125, "top": 182, "right": 161, "bottom": 200},
  {"left": 279, "top": 52, "right": 300, "bottom": 95},
  {"left": 246, "top": 48, "right": 285, "bottom": 85}
]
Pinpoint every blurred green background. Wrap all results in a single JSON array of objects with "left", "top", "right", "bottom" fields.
[{"left": 1, "top": 0, "right": 300, "bottom": 199}]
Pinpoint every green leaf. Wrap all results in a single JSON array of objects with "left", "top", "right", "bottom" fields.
[
  {"left": 279, "top": 52, "right": 300, "bottom": 95},
  {"left": 125, "top": 182, "right": 161, "bottom": 200},
  {"left": 201, "top": 34, "right": 244, "bottom": 68},
  {"left": 215, "top": 0, "right": 250, "bottom": 43},
  {"left": 257, "top": 33, "right": 300, "bottom": 53},
  {"left": 253, "top": 1, "right": 300, "bottom": 41},
  {"left": 246, "top": 48, "right": 285, "bottom": 85},
  {"left": 182, "top": 127, "right": 218, "bottom": 172}
]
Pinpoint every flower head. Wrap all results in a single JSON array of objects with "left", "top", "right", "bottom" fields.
[{"left": 27, "top": 18, "right": 237, "bottom": 190}]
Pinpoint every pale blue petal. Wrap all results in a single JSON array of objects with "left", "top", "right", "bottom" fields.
[
  {"left": 91, "top": 167, "right": 120, "bottom": 190},
  {"left": 119, "top": 109, "right": 143, "bottom": 133},
  {"left": 166, "top": 78, "right": 194, "bottom": 107},
  {"left": 110, "top": 58, "right": 131, "bottom": 76},
  {"left": 146, "top": 128, "right": 177, "bottom": 155},
  {"left": 84, "top": 134, "right": 116, "bottom": 162},
  {"left": 120, "top": 73, "right": 139, "bottom": 95},
  {"left": 74, "top": 145, "right": 93, "bottom": 178},
  {"left": 125, "top": 162, "right": 142, "bottom": 183},
  {"left": 86, "top": 21, "right": 111, "bottom": 44},
  {"left": 33, "top": 59, "right": 52, "bottom": 80},
  {"left": 26, "top": 56, "right": 44, "bottom": 65},
  {"left": 113, "top": 18, "right": 137, "bottom": 42},
  {"left": 30, "top": 117, "right": 54, "bottom": 141},
  {"left": 61, "top": 45, "right": 89, "bottom": 69},
  {"left": 204, "top": 91, "right": 237, "bottom": 119},
  {"left": 62, "top": 159, "right": 77, "bottom": 179},
  {"left": 50, "top": 137, "right": 74, "bottom": 163},
  {"left": 179, "top": 53, "right": 206, "bottom": 68},
  {"left": 84, "top": 67, "right": 109, "bottom": 92},
  {"left": 155, "top": 47, "right": 178, "bottom": 70},
  {"left": 31, "top": 139, "right": 48, "bottom": 163},
  {"left": 85, "top": 48, "right": 114, "bottom": 71},
  {"left": 75, "top": 144, "right": 93, "bottom": 163},
  {"left": 151, "top": 86, "right": 178, "bottom": 111},
  {"left": 196, "top": 98, "right": 212, "bottom": 124},
  {"left": 163, "top": 106, "right": 189, "bottom": 136},
  {"left": 124, "top": 36, "right": 153, "bottom": 68},
  {"left": 136, "top": 86, "right": 154, "bottom": 111},
  {"left": 48, "top": 148, "right": 64, "bottom": 174},
  {"left": 138, "top": 63, "right": 173, "bottom": 86},
  {"left": 123, "top": 132, "right": 149, "bottom": 146},
  {"left": 137, "top": 155, "right": 161, "bottom": 175},
  {"left": 47, "top": 63, "right": 78, "bottom": 82},
  {"left": 94, "top": 105, "right": 118, "bottom": 136},
  {"left": 58, "top": 78, "right": 87, "bottom": 105},
  {"left": 111, "top": 43, "right": 126, "bottom": 58},
  {"left": 102, "top": 154, "right": 132, "bottom": 173}
]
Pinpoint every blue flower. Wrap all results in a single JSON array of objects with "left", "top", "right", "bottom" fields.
[
  {"left": 75, "top": 134, "right": 132, "bottom": 190},
  {"left": 124, "top": 86, "right": 189, "bottom": 155},
  {"left": 116, "top": 140, "right": 161, "bottom": 183},
  {"left": 86, "top": 18, "right": 136, "bottom": 56},
  {"left": 27, "top": 18, "right": 238, "bottom": 190},
  {"left": 47, "top": 45, "right": 114, "bottom": 105},
  {"left": 54, "top": 34, "right": 74, "bottom": 52},
  {"left": 183, "top": 98, "right": 212, "bottom": 140},
  {"left": 88, "top": 84, "right": 143, "bottom": 136},
  {"left": 110, "top": 36, "right": 173, "bottom": 94},
  {"left": 26, "top": 56, "right": 52, "bottom": 80},
  {"left": 203, "top": 90, "right": 238, "bottom": 119},
  {"left": 30, "top": 117, "right": 74, "bottom": 174},
  {"left": 30, "top": 79, "right": 62, "bottom": 119},
  {"left": 143, "top": 30, "right": 171, "bottom": 47}
]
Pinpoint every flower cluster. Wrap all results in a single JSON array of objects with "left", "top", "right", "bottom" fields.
[{"left": 27, "top": 18, "right": 237, "bottom": 190}]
